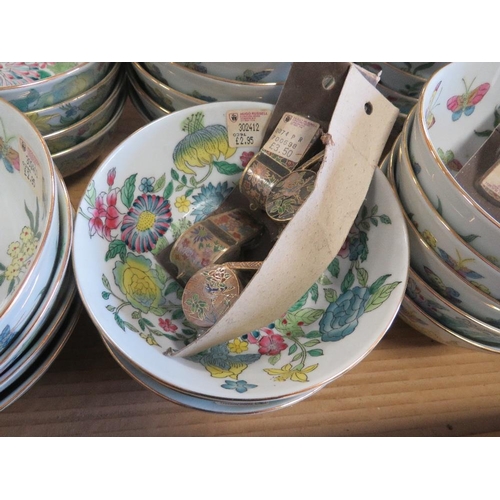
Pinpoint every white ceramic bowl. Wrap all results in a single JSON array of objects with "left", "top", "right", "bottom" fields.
[
  {"left": 73, "top": 100, "right": 409, "bottom": 402},
  {"left": 127, "top": 71, "right": 171, "bottom": 121},
  {"left": 143, "top": 62, "right": 283, "bottom": 104},
  {"left": 177, "top": 62, "right": 291, "bottom": 83},
  {"left": 394, "top": 126, "right": 500, "bottom": 301},
  {"left": 406, "top": 267, "right": 500, "bottom": 347},
  {"left": 24, "top": 62, "right": 122, "bottom": 135},
  {"left": 0, "top": 98, "right": 59, "bottom": 341},
  {"left": 0, "top": 63, "right": 112, "bottom": 112},
  {"left": 389, "top": 62, "right": 449, "bottom": 80},
  {"left": 409, "top": 63, "right": 500, "bottom": 265},
  {"left": 399, "top": 294, "right": 499, "bottom": 353},
  {"left": 52, "top": 91, "right": 126, "bottom": 177},
  {"left": 129, "top": 62, "right": 204, "bottom": 112},
  {"left": 43, "top": 74, "right": 126, "bottom": 154}
]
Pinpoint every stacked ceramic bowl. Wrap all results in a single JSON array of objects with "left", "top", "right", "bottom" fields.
[
  {"left": 0, "top": 98, "right": 80, "bottom": 411},
  {"left": 73, "top": 99, "right": 409, "bottom": 413},
  {"left": 0, "top": 62, "right": 126, "bottom": 178},
  {"left": 126, "top": 62, "right": 290, "bottom": 123},
  {"left": 383, "top": 62, "right": 500, "bottom": 352},
  {"left": 358, "top": 62, "right": 449, "bottom": 130}
]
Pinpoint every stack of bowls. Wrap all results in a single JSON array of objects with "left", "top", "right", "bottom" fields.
[
  {"left": 383, "top": 62, "right": 500, "bottom": 353},
  {"left": 0, "top": 62, "right": 126, "bottom": 178},
  {"left": 0, "top": 98, "right": 80, "bottom": 411},
  {"left": 126, "top": 62, "right": 290, "bottom": 123},
  {"left": 358, "top": 62, "right": 449, "bottom": 130},
  {"left": 72, "top": 100, "right": 409, "bottom": 413}
]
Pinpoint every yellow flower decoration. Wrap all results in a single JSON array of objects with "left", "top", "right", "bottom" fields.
[
  {"left": 205, "top": 362, "right": 247, "bottom": 379},
  {"left": 227, "top": 338, "right": 249, "bottom": 354},
  {"left": 7, "top": 241, "right": 21, "bottom": 257},
  {"left": 422, "top": 229, "right": 437, "bottom": 249},
  {"left": 20, "top": 226, "right": 34, "bottom": 243},
  {"left": 264, "top": 363, "right": 319, "bottom": 382},
  {"left": 174, "top": 195, "right": 191, "bottom": 213},
  {"left": 5, "top": 262, "right": 21, "bottom": 281}
]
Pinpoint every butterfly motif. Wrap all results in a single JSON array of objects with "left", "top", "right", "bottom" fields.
[
  {"left": 447, "top": 78, "right": 490, "bottom": 121},
  {"left": 434, "top": 247, "right": 483, "bottom": 281},
  {"left": 0, "top": 137, "right": 20, "bottom": 173},
  {"left": 423, "top": 266, "right": 462, "bottom": 305},
  {"left": 425, "top": 81, "right": 442, "bottom": 129}
]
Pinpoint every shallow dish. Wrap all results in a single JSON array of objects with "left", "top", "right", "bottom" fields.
[
  {"left": 130, "top": 62, "right": 210, "bottom": 111},
  {"left": 43, "top": 75, "right": 126, "bottom": 154},
  {"left": 143, "top": 62, "right": 283, "bottom": 104},
  {"left": 73, "top": 100, "right": 409, "bottom": 402},
  {"left": 399, "top": 294, "right": 499, "bottom": 353},
  {"left": 0, "top": 170, "right": 72, "bottom": 370},
  {"left": 409, "top": 63, "right": 500, "bottom": 265},
  {"left": 178, "top": 62, "right": 291, "bottom": 83},
  {"left": 0, "top": 62, "right": 112, "bottom": 112},
  {"left": 0, "top": 98, "right": 59, "bottom": 339},
  {"left": 52, "top": 91, "right": 126, "bottom": 177},
  {"left": 24, "top": 63, "right": 121, "bottom": 135}
]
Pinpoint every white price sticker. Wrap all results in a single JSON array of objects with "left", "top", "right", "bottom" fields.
[
  {"left": 261, "top": 113, "right": 320, "bottom": 166},
  {"left": 227, "top": 109, "right": 271, "bottom": 149},
  {"left": 19, "top": 137, "right": 44, "bottom": 202}
]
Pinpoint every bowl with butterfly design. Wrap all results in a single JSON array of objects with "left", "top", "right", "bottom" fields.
[
  {"left": 408, "top": 62, "right": 500, "bottom": 266},
  {"left": 0, "top": 97, "right": 60, "bottom": 348},
  {"left": 385, "top": 143, "right": 500, "bottom": 328}
]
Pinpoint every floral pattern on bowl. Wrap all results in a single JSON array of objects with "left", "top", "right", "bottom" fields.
[
  {"left": 0, "top": 63, "right": 79, "bottom": 87},
  {"left": 73, "top": 102, "right": 409, "bottom": 401}
]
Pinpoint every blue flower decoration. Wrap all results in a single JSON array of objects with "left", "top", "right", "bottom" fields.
[
  {"left": 221, "top": 380, "right": 258, "bottom": 393},
  {"left": 139, "top": 177, "right": 155, "bottom": 193},
  {"left": 0, "top": 325, "right": 17, "bottom": 352},
  {"left": 319, "top": 286, "right": 371, "bottom": 342},
  {"left": 191, "top": 182, "right": 232, "bottom": 222}
]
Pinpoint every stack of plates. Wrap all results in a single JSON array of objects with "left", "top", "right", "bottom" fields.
[
  {"left": 358, "top": 62, "right": 449, "bottom": 129},
  {"left": 0, "top": 98, "right": 80, "bottom": 411},
  {"left": 73, "top": 100, "right": 409, "bottom": 413},
  {"left": 126, "top": 62, "right": 289, "bottom": 123},
  {"left": 383, "top": 62, "right": 500, "bottom": 352},
  {"left": 0, "top": 62, "right": 126, "bottom": 178}
]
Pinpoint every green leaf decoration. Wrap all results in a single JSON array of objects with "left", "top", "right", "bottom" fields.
[
  {"left": 470, "top": 281, "right": 491, "bottom": 295},
  {"left": 131, "top": 311, "right": 141, "bottom": 319},
  {"left": 102, "top": 292, "right": 110, "bottom": 300},
  {"left": 0, "top": 263, "right": 5, "bottom": 271},
  {"left": 371, "top": 205, "right": 378, "bottom": 216},
  {"left": 310, "top": 283, "right": 319, "bottom": 302},
  {"left": 341, "top": 269, "right": 354, "bottom": 293},
  {"left": 289, "top": 290, "right": 309, "bottom": 312},
  {"left": 370, "top": 217, "right": 378, "bottom": 227},
  {"left": 153, "top": 173, "right": 166, "bottom": 193},
  {"left": 361, "top": 220, "right": 371, "bottom": 231},
  {"left": 324, "top": 288, "right": 338, "bottom": 303},
  {"left": 369, "top": 274, "right": 391, "bottom": 294},
  {"left": 106, "top": 305, "right": 115, "bottom": 312},
  {"left": 151, "top": 236, "right": 168, "bottom": 256},
  {"left": 171, "top": 168, "right": 179, "bottom": 182},
  {"left": 0, "top": 275, "right": 5, "bottom": 287},
  {"left": 164, "top": 280, "right": 182, "bottom": 297},
  {"left": 121, "top": 174, "right": 137, "bottom": 208},
  {"left": 163, "top": 180, "right": 174, "bottom": 200},
  {"left": 305, "top": 330, "right": 322, "bottom": 338},
  {"left": 213, "top": 161, "right": 243, "bottom": 175},
  {"left": 357, "top": 267, "right": 369, "bottom": 287},
  {"left": 303, "top": 339, "right": 320, "bottom": 347},
  {"left": 288, "top": 344, "right": 298, "bottom": 355},
  {"left": 317, "top": 274, "right": 333, "bottom": 285},
  {"left": 307, "top": 349, "right": 324, "bottom": 357},
  {"left": 123, "top": 322, "right": 139, "bottom": 333},
  {"left": 114, "top": 313, "right": 126, "bottom": 331},
  {"left": 327, "top": 258, "right": 340, "bottom": 278},
  {"left": 268, "top": 354, "right": 280, "bottom": 366},
  {"left": 365, "top": 281, "right": 401, "bottom": 313},
  {"left": 25, "top": 202, "right": 35, "bottom": 231},
  {"left": 361, "top": 205, "right": 368, "bottom": 219},
  {"left": 475, "top": 129, "right": 493, "bottom": 137},
  {"left": 155, "top": 265, "right": 168, "bottom": 285},
  {"left": 102, "top": 274, "right": 111, "bottom": 291},
  {"left": 380, "top": 214, "right": 392, "bottom": 224},
  {"left": 292, "top": 308, "right": 325, "bottom": 326},
  {"left": 172, "top": 308, "right": 185, "bottom": 320},
  {"left": 181, "top": 174, "right": 188, "bottom": 185},
  {"left": 292, "top": 352, "right": 302, "bottom": 362},
  {"left": 459, "top": 233, "right": 480, "bottom": 243},
  {"left": 105, "top": 240, "right": 127, "bottom": 262}
]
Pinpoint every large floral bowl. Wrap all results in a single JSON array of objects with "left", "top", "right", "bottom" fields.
[
  {"left": 24, "top": 62, "right": 121, "bottom": 135},
  {"left": 409, "top": 63, "right": 500, "bottom": 265},
  {"left": 0, "top": 97, "right": 59, "bottom": 340},
  {"left": 143, "top": 62, "right": 283, "bottom": 104},
  {"left": 0, "top": 62, "right": 112, "bottom": 112},
  {"left": 73, "top": 100, "right": 409, "bottom": 402},
  {"left": 129, "top": 62, "right": 204, "bottom": 112}
]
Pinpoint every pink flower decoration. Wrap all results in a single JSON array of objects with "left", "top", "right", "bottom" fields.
[
  {"left": 257, "top": 333, "right": 288, "bottom": 356},
  {"left": 159, "top": 318, "right": 178, "bottom": 333},
  {"left": 88, "top": 188, "right": 122, "bottom": 240},
  {"left": 107, "top": 167, "right": 116, "bottom": 187},
  {"left": 240, "top": 151, "right": 255, "bottom": 168}
]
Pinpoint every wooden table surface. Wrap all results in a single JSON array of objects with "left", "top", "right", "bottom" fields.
[{"left": 2, "top": 98, "right": 500, "bottom": 437}]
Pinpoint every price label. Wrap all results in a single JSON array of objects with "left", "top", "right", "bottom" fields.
[
  {"left": 19, "top": 137, "right": 44, "bottom": 202},
  {"left": 261, "top": 113, "right": 320, "bottom": 168},
  {"left": 227, "top": 109, "right": 271, "bottom": 148}
]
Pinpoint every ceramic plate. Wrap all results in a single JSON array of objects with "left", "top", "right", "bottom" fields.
[{"left": 73, "top": 101, "right": 409, "bottom": 401}]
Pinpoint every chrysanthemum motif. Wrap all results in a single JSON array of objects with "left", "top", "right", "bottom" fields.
[
  {"left": 191, "top": 182, "right": 232, "bottom": 222},
  {"left": 121, "top": 193, "right": 172, "bottom": 253}
]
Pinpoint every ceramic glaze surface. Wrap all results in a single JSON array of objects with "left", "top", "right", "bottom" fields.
[
  {"left": 0, "top": 63, "right": 79, "bottom": 87},
  {"left": 73, "top": 101, "right": 409, "bottom": 401}
]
